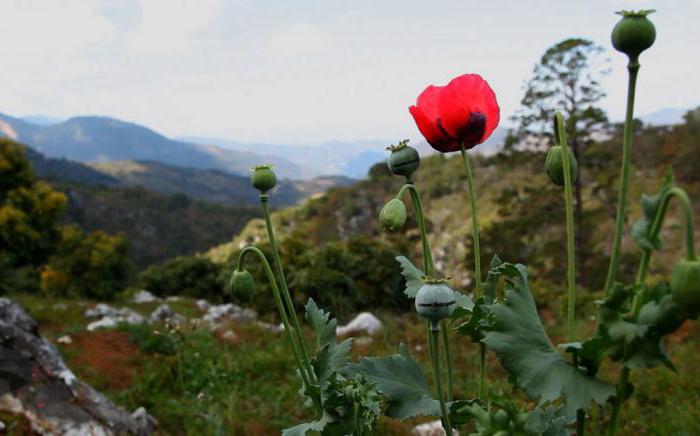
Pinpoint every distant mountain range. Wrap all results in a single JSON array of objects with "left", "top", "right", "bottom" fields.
[
  {"left": 1, "top": 107, "right": 689, "bottom": 184},
  {"left": 0, "top": 113, "right": 306, "bottom": 179}
]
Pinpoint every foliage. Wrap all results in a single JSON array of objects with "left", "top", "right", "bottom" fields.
[
  {"left": 0, "top": 139, "right": 67, "bottom": 293},
  {"left": 139, "top": 255, "right": 225, "bottom": 300},
  {"left": 40, "top": 225, "right": 132, "bottom": 300},
  {"left": 61, "top": 182, "right": 260, "bottom": 269},
  {"left": 282, "top": 299, "right": 381, "bottom": 435},
  {"left": 459, "top": 260, "right": 615, "bottom": 415},
  {"left": 509, "top": 38, "right": 609, "bottom": 151}
]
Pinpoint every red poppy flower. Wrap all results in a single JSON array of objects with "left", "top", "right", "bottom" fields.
[{"left": 409, "top": 74, "right": 499, "bottom": 153}]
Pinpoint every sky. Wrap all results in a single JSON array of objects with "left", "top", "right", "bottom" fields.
[{"left": 1, "top": 0, "right": 698, "bottom": 145}]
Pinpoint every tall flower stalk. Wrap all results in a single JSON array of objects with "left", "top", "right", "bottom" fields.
[
  {"left": 603, "top": 10, "right": 656, "bottom": 296},
  {"left": 458, "top": 143, "right": 487, "bottom": 401},
  {"left": 233, "top": 245, "right": 322, "bottom": 414}
]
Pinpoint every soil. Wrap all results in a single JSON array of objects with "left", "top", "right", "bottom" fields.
[{"left": 64, "top": 331, "right": 142, "bottom": 390}]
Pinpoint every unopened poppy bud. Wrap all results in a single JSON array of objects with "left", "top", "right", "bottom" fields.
[
  {"left": 414, "top": 281, "right": 456, "bottom": 322},
  {"left": 671, "top": 257, "right": 700, "bottom": 318},
  {"left": 387, "top": 140, "right": 420, "bottom": 179},
  {"left": 545, "top": 145, "right": 578, "bottom": 186},
  {"left": 379, "top": 198, "right": 407, "bottom": 231},
  {"left": 611, "top": 10, "right": 656, "bottom": 59},
  {"left": 251, "top": 165, "right": 277, "bottom": 193},
  {"left": 229, "top": 269, "right": 256, "bottom": 302}
]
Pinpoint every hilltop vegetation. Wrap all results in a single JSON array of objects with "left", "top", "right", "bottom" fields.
[{"left": 206, "top": 108, "right": 700, "bottom": 317}]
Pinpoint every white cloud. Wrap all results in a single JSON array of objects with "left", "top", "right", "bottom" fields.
[
  {"left": 122, "top": 0, "right": 224, "bottom": 55},
  {"left": 266, "top": 23, "right": 331, "bottom": 59}
]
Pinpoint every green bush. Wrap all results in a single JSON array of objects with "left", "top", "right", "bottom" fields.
[
  {"left": 40, "top": 225, "right": 132, "bottom": 300},
  {"left": 139, "top": 256, "right": 225, "bottom": 300}
]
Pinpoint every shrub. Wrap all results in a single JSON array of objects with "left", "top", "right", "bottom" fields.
[{"left": 139, "top": 255, "right": 225, "bottom": 300}]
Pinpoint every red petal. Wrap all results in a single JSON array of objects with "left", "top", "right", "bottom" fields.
[
  {"left": 438, "top": 74, "right": 500, "bottom": 148},
  {"left": 409, "top": 105, "right": 455, "bottom": 152}
]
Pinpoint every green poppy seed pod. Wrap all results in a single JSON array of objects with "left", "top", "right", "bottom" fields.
[
  {"left": 545, "top": 145, "right": 578, "bottom": 186},
  {"left": 229, "top": 269, "right": 256, "bottom": 302},
  {"left": 388, "top": 143, "right": 420, "bottom": 179},
  {"left": 379, "top": 198, "right": 407, "bottom": 231},
  {"left": 671, "top": 257, "right": 700, "bottom": 317},
  {"left": 611, "top": 10, "right": 656, "bottom": 59},
  {"left": 414, "top": 283, "right": 456, "bottom": 322},
  {"left": 250, "top": 165, "right": 277, "bottom": 193}
]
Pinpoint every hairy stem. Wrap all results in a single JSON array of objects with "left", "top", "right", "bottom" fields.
[
  {"left": 459, "top": 143, "right": 486, "bottom": 401},
  {"left": 555, "top": 112, "right": 578, "bottom": 342},
  {"left": 260, "top": 195, "right": 317, "bottom": 384},
  {"left": 608, "top": 367, "right": 629, "bottom": 435},
  {"left": 238, "top": 246, "right": 321, "bottom": 414},
  {"left": 428, "top": 322, "right": 453, "bottom": 436},
  {"left": 399, "top": 183, "right": 435, "bottom": 276},
  {"left": 604, "top": 58, "right": 640, "bottom": 296},
  {"left": 441, "top": 321, "right": 453, "bottom": 403},
  {"left": 399, "top": 183, "right": 454, "bottom": 399}
]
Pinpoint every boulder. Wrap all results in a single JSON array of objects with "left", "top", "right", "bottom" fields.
[
  {"left": 0, "top": 298, "right": 155, "bottom": 435},
  {"left": 148, "top": 304, "right": 185, "bottom": 325},
  {"left": 203, "top": 304, "right": 256, "bottom": 325},
  {"left": 85, "top": 304, "right": 144, "bottom": 332},
  {"left": 336, "top": 312, "right": 382, "bottom": 336},
  {"left": 412, "top": 420, "right": 459, "bottom": 436},
  {"left": 131, "top": 290, "right": 160, "bottom": 304}
]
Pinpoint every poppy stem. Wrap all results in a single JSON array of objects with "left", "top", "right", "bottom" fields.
[
  {"left": 428, "top": 321, "right": 453, "bottom": 436},
  {"left": 399, "top": 183, "right": 453, "bottom": 400},
  {"left": 260, "top": 195, "right": 317, "bottom": 386},
  {"left": 459, "top": 143, "right": 486, "bottom": 401},
  {"left": 238, "top": 245, "right": 322, "bottom": 415},
  {"left": 554, "top": 112, "right": 578, "bottom": 343},
  {"left": 603, "top": 58, "right": 640, "bottom": 297}
]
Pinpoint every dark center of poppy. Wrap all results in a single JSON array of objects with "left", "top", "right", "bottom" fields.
[{"left": 436, "top": 112, "right": 487, "bottom": 146}]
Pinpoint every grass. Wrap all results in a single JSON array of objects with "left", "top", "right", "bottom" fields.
[{"left": 6, "top": 292, "right": 700, "bottom": 435}]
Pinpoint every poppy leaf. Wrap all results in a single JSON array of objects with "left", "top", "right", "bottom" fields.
[
  {"left": 396, "top": 256, "right": 424, "bottom": 298},
  {"left": 480, "top": 262, "right": 615, "bottom": 415},
  {"left": 344, "top": 343, "right": 442, "bottom": 420}
]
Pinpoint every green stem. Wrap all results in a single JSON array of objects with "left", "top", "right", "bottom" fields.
[
  {"left": 441, "top": 321, "right": 453, "bottom": 403},
  {"left": 398, "top": 183, "right": 455, "bottom": 405},
  {"left": 554, "top": 112, "right": 578, "bottom": 343},
  {"left": 260, "top": 195, "right": 317, "bottom": 384},
  {"left": 428, "top": 322, "right": 453, "bottom": 436},
  {"left": 398, "top": 183, "right": 435, "bottom": 275},
  {"left": 459, "top": 144, "right": 482, "bottom": 295},
  {"left": 238, "top": 246, "right": 322, "bottom": 414},
  {"left": 604, "top": 58, "right": 640, "bottom": 296},
  {"left": 459, "top": 143, "right": 486, "bottom": 402},
  {"left": 477, "top": 343, "right": 486, "bottom": 401},
  {"left": 608, "top": 367, "right": 629, "bottom": 436},
  {"left": 631, "top": 186, "right": 696, "bottom": 314}
]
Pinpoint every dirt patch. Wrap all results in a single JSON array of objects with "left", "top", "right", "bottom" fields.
[{"left": 64, "top": 331, "right": 141, "bottom": 390}]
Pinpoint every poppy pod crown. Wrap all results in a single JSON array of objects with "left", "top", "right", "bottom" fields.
[{"left": 409, "top": 74, "right": 500, "bottom": 153}]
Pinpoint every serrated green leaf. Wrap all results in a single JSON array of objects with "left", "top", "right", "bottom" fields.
[
  {"left": 282, "top": 414, "right": 333, "bottom": 436},
  {"left": 456, "top": 296, "right": 491, "bottom": 343},
  {"left": 312, "top": 339, "right": 353, "bottom": 384},
  {"left": 396, "top": 256, "right": 424, "bottom": 298},
  {"left": 590, "top": 283, "right": 680, "bottom": 371},
  {"left": 481, "top": 262, "right": 615, "bottom": 415},
  {"left": 345, "top": 343, "right": 441, "bottom": 420},
  {"left": 524, "top": 406, "right": 570, "bottom": 436},
  {"left": 305, "top": 298, "right": 337, "bottom": 348}
]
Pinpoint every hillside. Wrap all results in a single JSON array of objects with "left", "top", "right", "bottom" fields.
[
  {"left": 0, "top": 112, "right": 305, "bottom": 178},
  {"left": 207, "top": 108, "right": 700, "bottom": 294},
  {"left": 58, "top": 182, "right": 259, "bottom": 269},
  {"left": 89, "top": 160, "right": 355, "bottom": 207}
]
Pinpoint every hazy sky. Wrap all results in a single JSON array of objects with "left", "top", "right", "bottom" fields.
[{"left": 1, "top": 0, "right": 698, "bottom": 145}]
